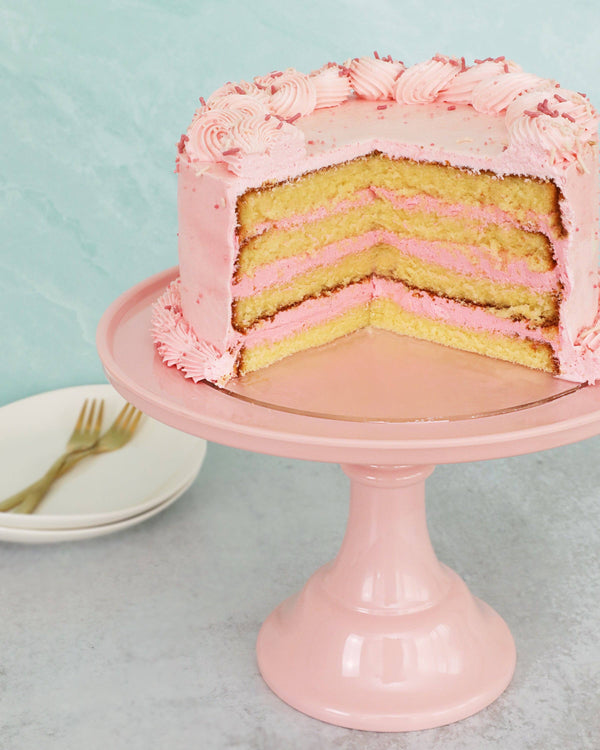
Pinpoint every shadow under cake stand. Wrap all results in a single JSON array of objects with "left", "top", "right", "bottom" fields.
[{"left": 97, "top": 267, "right": 600, "bottom": 732}]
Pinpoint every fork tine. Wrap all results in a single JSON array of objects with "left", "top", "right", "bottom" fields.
[
  {"left": 120, "top": 404, "right": 137, "bottom": 431},
  {"left": 67, "top": 399, "right": 90, "bottom": 443},
  {"left": 113, "top": 402, "right": 131, "bottom": 429},
  {"left": 94, "top": 400, "right": 104, "bottom": 436},
  {"left": 84, "top": 399, "right": 97, "bottom": 434},
  {"left": 127, "top": 409, "right": 143, "bottom": 435},
  {"left": 73, "top": 399, "right": 89, "bottom": 434}
]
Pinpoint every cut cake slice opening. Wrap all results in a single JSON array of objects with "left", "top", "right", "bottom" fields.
[{"left": 233, "top": 152, "right": 563, "bottom": 376}]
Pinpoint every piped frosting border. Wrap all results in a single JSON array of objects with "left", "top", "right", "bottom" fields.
[
  {"left": 176, "top": 53, "right": 598, "bottom": 175},
  {"left": 152, "top": 278, "right": 238, "bottom": 385}
]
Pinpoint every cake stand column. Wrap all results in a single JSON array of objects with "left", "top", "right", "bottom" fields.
[{"left": 256, "top": 463, "right": 516, "bottom": 732}]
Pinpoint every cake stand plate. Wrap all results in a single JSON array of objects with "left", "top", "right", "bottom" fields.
[{"left": 97, "top": 268, "right": 600, "bottom": 732}]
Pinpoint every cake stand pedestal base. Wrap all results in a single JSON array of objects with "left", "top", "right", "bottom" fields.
[
  {"left": 100, "top": 269, "right": 600, "bottom": 733},
  {"left": 256, "top": 464, "right": 516, "bottom": 731}
]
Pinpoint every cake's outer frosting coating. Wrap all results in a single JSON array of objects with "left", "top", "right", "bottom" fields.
[{"left": 163, "top": 55, "right": 600, "bottom": 385}]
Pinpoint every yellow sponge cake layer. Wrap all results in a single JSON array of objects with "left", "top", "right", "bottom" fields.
[
  {"left": 237, "top": 201, "right": 555, "bottom": 278},
  {"left": 233, "top": 245, "right": 558, "bottom": 330},
  {"left": 371, "top": 298, "right": 556, "bottom": 373},
  {"left": 237, "top": 153, "right": 563, "bottom": 241},
  {"left": 240, "top": 306, "right": 371, "bottom": 375}
]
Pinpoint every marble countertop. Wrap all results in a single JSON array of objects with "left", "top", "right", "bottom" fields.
[{"left": 2, "top": 1, "right": 599, "bottom": 747}]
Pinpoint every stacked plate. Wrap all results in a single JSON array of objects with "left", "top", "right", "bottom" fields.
[{"left": 0, "top": 385, "right": 207, "bottom": 543}]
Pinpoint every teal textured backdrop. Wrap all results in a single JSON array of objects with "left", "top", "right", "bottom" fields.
[{"left": 2, "top": 0, "right": 599, "bottom": 405}]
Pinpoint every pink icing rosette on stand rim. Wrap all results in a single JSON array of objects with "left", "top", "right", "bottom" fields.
[{"left": 151, "top": 279, "right": 238, "bottom": 385}]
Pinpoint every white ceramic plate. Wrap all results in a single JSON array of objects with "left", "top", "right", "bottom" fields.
[
  {"left": 0, "top": 473, "right": 196, "bottom": 544},
  {"left": 0, "top": 384, "right": 206, "bottom": 530}
]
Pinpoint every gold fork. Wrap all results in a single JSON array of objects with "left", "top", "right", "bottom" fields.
[
  {"left": 14, "top": 403, "right": 143, "bottom": 514},
  {"left": 0, "top": 399, "right": 104, "bottom": 513}
]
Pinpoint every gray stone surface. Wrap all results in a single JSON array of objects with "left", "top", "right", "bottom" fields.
[{"left": 1, "top": 440, "right": 599, "bottom": 749}]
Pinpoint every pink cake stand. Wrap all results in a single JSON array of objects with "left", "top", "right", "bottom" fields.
[{"left": 97, "top": 268, "right": 600, "bottom": 732}]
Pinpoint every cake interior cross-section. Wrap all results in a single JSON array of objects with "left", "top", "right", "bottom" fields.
[{"left": 233, "top": 153, "right": 562, "bottom": 376}]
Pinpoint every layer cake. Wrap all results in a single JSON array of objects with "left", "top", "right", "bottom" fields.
[{"left": 153, "top": 54, "right": 600, "bottom": 385}]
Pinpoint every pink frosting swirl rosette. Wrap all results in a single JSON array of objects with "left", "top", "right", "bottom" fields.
[
  {"left": 254, "top": 68, "right": 317, "bottom": 118},
  {"left": 220, "top": 113, "right": 306, "bottom": 175},
  {"left": 207, "top": 93, "right": 270, "bottom": 119},
  {"left": 348, "top": 55, "right": 405, "bottom": 100},
  {"left": 186, "top": 108, "right": 241, "bottom": 161},
  {"left": 205, "top": 80, "right": 269, "bottom": 109},
  {"left": 394, "top": 55, "right": 462, "bottom": 104},
  {"left": 547, "top": 90, "right": 599, "bottom": 138},
  {"left": 439, "top": 58, "right": 521, "bottom": 104},
  {"left": 183, "top": 84, "right": 307, "bottom": 174},
  {"left": 506, "top": 89, "right": 599, "bottom": 165},
  {"left": 310, "top": 63, "right": 353, "bottom": 109},
  {"left": 471, "top": 71, "right": 550, "bottom": 114},
  {"left": 185, "top": 95, "right": 271, "bottom": 162}
]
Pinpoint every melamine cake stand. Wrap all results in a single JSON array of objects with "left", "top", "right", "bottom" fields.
[{"left": 97, "top": 267, "right": 600, "bottom": 732}]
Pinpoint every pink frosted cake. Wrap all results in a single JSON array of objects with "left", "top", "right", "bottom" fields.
[{"left": 152, "top": 54, "right": 600, "bottom": 386}]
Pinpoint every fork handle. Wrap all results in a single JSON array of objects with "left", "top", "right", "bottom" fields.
[
  {"left": 13, "top": 472, "right": 63, "bottom": 514},
  {"left": 8, "top": 447, "right": 100, "bottom": 514},
  {"left": 0, "top": 454, "right": 72, "bottom": 513}
]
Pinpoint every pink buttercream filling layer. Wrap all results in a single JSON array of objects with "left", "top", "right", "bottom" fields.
[
  {"left": 249, "top": 187, "right": 559, "bottom": 240},
  {"left": 374, "top": 278, "right": 554, "bottom": 342},
  {"left": 243, "top": 278, "right": 555, "bottom": 349},
  {"left": 232, "top": 230, "right": 558, "bottom": 299}
]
